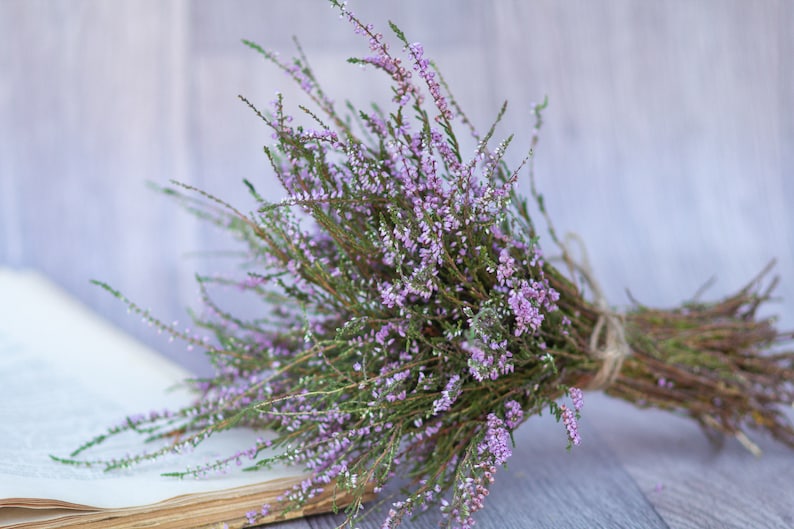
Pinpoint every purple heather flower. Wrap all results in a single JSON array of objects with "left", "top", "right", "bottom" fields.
[
  {"left": 463, "top": 340, "right": 513, "bottom": 382},
  {"left": 504, "top": 400, "right": 523, "bottom": 430},
  {"left": 378, "top": 280, "right": 406, "bottom": 308},
  {"left": 478, "top": 413, "right": 512, "bottom": 466},
  {"left": 375, "top": 323, "right": 393, "bottom": 345},
  {"left": 407, "top": 41, "right": 453, "bottom": 122},
  {"left": 496, "top": 248, "right": 516, "bottom": 285},
  {"left": 432, "top": 375, "right": 462, "bottom": 415},
  {"left": 657, "top": 377, "right": 673, "bottom": 388},
  {"left": 507, "top": 280, "right": 550, "bottom": 336},
  {"left": 445, "top": 413, "right": 518, "bottom": 528},
  {"left": 339, "top": 4, "right": 420, "bottom": 107},
  {"left": 561, "top": 404, "right": 581, "bottom": 446},
  {"left": 569, "top": 387, "right": 584, "bottom": 411}
]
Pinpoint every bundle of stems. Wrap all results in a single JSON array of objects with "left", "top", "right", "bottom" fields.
[
  {"left": 58, "top": 3, "right": 794, "bottom": 528},
  {"left": 527, "top": 188, "right": 794, "bottom": 455},
  {"left": 545, "top": 256, "right": 794, "bottom": 456}
]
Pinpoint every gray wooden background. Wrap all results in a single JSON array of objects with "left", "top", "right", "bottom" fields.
[{"left": 2, "top": 0, "right": 792, "bottom": 374}]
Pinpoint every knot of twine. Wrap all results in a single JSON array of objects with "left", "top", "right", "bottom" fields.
[{"left": 559, "top": 233, "right": 631, "bottom": 391}]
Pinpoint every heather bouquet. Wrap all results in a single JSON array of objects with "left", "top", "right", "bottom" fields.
[{"left": 59, "top": 2, "right": 794, "bottom": 528}]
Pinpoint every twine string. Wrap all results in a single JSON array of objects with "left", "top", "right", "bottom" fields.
[{"left": 559, "top": 233, "right": 631, "bottom": 391}]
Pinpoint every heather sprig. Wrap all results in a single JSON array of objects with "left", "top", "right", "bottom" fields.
[{"left": 59, "top": 2, "right": 794, "bottom": 529}]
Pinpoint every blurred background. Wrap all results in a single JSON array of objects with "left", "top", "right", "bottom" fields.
[{"left": 2, "top": 0, "right": 792, "bottom": 376}]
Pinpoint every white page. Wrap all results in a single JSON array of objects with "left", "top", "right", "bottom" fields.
[{"left": 0, "top": 269, "right": 298, "bottom": 509}]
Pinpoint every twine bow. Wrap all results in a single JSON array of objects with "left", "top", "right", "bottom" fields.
[{"left": 559, "top": 233, "right": 631, "bottom": 391}]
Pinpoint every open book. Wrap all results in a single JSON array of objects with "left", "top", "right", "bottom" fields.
[{"left": 0, "top": 269, "right": 357, "bottom": 529}]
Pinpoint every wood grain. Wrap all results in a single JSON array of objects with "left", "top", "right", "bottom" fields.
[
  {"left": 264, "top": 394, "right": 794, "bottom": 528},
  {"left": 2, "top": 0, "right": 791, "bottom": 375},
  {"left": 294, "top": 411, "right": 668, "bottom": 529},
  {"left": 586, "top": 393, "right": 794, "bottom": 529}
]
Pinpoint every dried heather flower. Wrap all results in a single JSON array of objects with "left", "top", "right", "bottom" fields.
[
  {"left": 570, "top": 387, "right": 584, "bottom": 411},
  {"left": 58, "top": 2, "right": 794, "bottom": 528},
  {"left": 560, "top": 405, "right": 581, "bottom": 447}
]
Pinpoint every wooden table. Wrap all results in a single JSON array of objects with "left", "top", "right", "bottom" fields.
[{"left": 264, "top": 393, "right": 794, "bottom": 528}]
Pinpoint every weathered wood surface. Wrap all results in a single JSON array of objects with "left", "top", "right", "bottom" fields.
[
  {"left": 2, "top": 1, "right": 793, "bottom": 527},
  {"left": 269, "top": 392, "right": 794, "bottom": 528},
  {"left": 307, "top": 403, "right": 669, "bottom": 529}
]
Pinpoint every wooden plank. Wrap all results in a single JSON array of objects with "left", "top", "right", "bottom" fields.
[
  {"left": 779, "top": 0, "right": 794, "bottom": 257},
  {"left": 3, "top": 0, "right": 792, "bottom": 374},
  {"left": 280, "top": 393, "right": 794, "bottom": 528},
  {"left": 300, "top": 411, "right": 667, "bottom": 529},
  {"left": 268, "top": 520, "right": 313, "bottom": 529},
  {"left": 586, "top": 392, "right": 794, "bottom": 529},
  {"left": 0, "top": 0, "right": 204, "bottom": 371},
  {"left": 483, "top": 0, "right": 793, "bottom": 322}
]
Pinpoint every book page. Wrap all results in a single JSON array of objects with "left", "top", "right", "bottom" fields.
[{"left": 0, "top": 270, "right": 299, "bottom": 509}]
